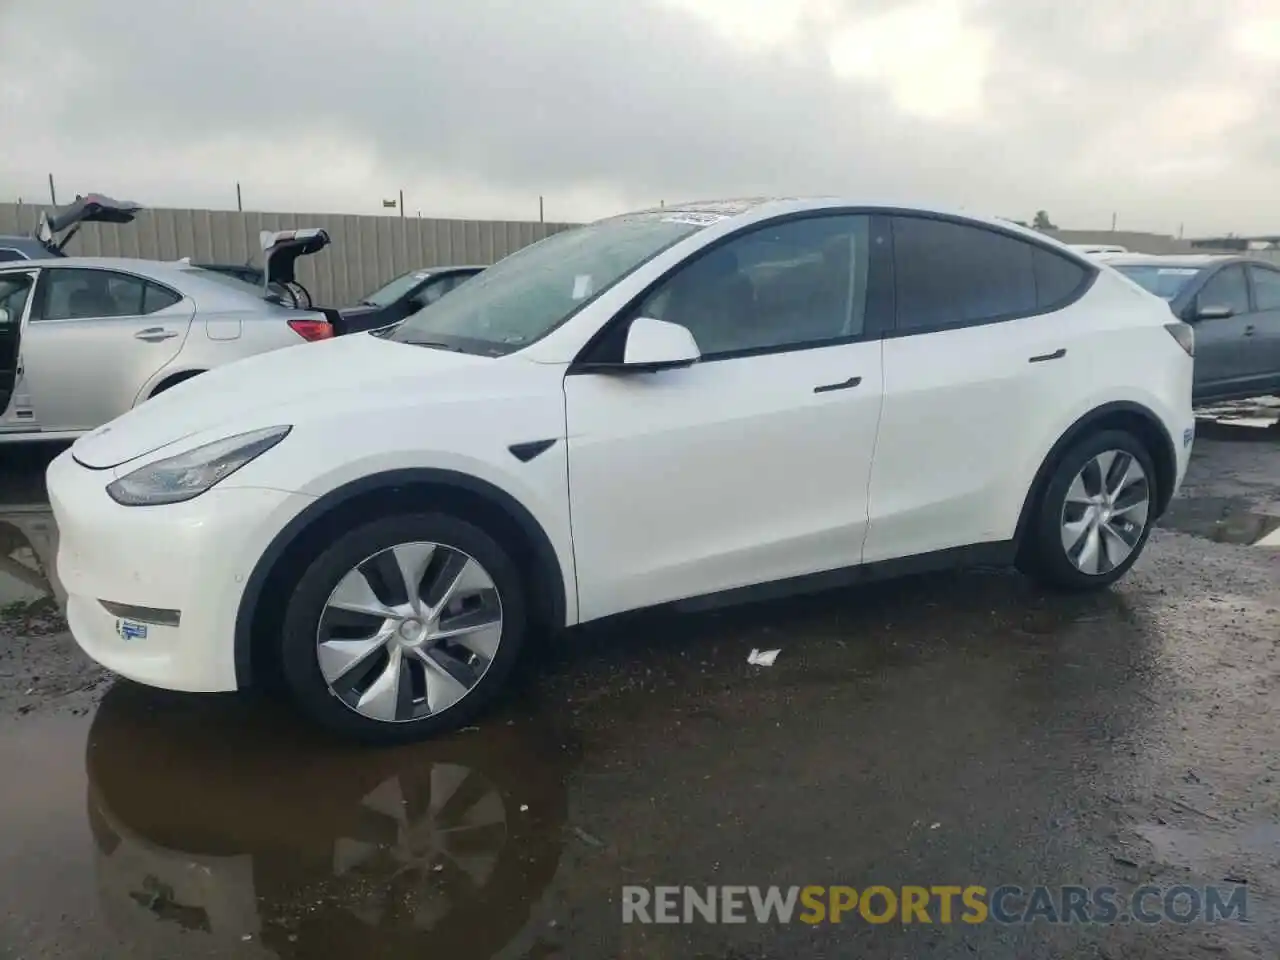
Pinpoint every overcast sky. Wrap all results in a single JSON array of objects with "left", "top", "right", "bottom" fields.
[{"left": 2, "top": 0, "right": 1278, "bottom": 235}]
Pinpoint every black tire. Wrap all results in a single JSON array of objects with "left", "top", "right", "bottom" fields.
[
  {"left": 1018, "top": 429, "right": 1158, "bottom": 592},
  {"left": 278, "top": 512, "right": 528, "bottom": 744}
]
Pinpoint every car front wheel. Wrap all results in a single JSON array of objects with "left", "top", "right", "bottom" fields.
[
  {"left": 278, "top": 512, "right": 527, "bottom": 744},
  {"left": 1020, "top": 429, "right": 1158, "bottom": 591}
]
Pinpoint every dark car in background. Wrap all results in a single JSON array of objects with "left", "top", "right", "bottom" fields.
[
  {"left": 1104, "top": 253, "right": 1280, "bottom": 404},
  {"left": 337, "top": 266, "right": 484, "bottom": 333}
]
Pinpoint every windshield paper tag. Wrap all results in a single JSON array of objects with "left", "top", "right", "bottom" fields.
[
  {"left": 571, "top": 275, "right": 593, "bottom": 300},
  {"left": 661, "top": 212, "right": 725, "bottom": 226}
]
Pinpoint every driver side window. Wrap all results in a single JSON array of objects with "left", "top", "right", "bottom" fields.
[
  {"left": 1196, "top": 265, "right": 1250, "bottom": 317},
  {"left": 633, "top": 214, "right": 876, "bottom": 359}
]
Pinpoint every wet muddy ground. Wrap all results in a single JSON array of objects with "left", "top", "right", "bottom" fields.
[{"left": 0, "top": 403, "right": 1277, "bottom": 959}]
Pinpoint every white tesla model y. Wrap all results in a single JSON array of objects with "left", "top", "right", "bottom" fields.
[{"left": 47, "top": 198, "right": 1196, "bottom": 743}]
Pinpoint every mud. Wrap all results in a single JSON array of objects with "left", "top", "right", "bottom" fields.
[{"left": 0, "top": 407, "right": 1276, "bottom": 959}]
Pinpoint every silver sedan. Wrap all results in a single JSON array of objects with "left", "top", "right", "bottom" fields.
[{"left": 0, "top": 257, "right": 336, "bottom": 442}]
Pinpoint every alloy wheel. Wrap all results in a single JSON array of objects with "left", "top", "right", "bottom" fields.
[
  {"left": 1059, "top": 449, "right": 1151, "bottom": 576},
  {"left": 316, "top": 541, "right": 504, "bottom": 723}
]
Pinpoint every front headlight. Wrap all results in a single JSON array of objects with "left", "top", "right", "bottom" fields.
[{"left": 106, "top": 425, "right": 292, "bottom": 506}]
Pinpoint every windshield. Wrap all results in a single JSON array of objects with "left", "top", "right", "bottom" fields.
[
  {"left": 361, "top": 270, "right": 432, "bottom": 307},
  {"left": 1113, "top": 264, "right": 1204, "bottom": 301},
  {"left": 385, "top": 213, "right": 709, "bottom": 354}
]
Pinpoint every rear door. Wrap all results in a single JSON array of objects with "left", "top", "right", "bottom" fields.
[
  {"left": 864, "top": 215, "right": 1095, "bottom": 562},
  {"left": 1188, "top": 264, "right": 1258, "bottom": 399},
  {"left": 0, "top": 270, "right": 37, "bottom": 421},
  {"left": 22, "top": 267, "right": 194, "bottom": 431},
  {"left": 1245, "top": 263, "right": 1280, "bottom": 388}
]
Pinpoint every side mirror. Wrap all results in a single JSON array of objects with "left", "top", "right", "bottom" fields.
[
  {"left": 622, "top": 317, "right": 701, "bottom": 372},
  {"left": 0, "top": 308, "right": 9, "bottom": 328},
  {"left": 1193, "top": 303, "right": 1234, "bottom": 321}
]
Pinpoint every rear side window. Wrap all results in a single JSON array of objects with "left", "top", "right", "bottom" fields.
[
  {"left": 1032, "top": 248, "right": 1088, "bottom": 308},
  {"left": 143, "top": 283, "right": 182, "bottom": 313},
  {"left": 0, "top": 249, "right": 28, "bottom": 263},
  {"left": 891, "top": 216, "right": 1038, "bottom": 331}
]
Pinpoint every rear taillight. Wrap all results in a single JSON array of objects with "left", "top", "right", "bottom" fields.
[
  {"left": 1164, "top": 321, "right": 1194, "bottom": 357},
  {"left": 288, "top": 318, "right": 334, "bottom": 342}
]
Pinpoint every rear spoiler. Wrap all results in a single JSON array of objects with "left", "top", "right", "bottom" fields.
[{"left": 35, "top": 193, "right": 143, "bottom": 254}]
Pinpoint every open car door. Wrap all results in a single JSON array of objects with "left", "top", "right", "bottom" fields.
[
  {"left": 0, "top": 270, "right": 37, "bottom": 422},
  {"left": 260, "top": 228, "right": 331, "bottom": 309},
  {"left": 35, "top": 194, "right": 143, "bottom": 255}
]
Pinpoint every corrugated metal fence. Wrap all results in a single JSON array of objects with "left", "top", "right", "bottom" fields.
[{"left": 0, "top": 203, "right": 577, "bottom": 306}]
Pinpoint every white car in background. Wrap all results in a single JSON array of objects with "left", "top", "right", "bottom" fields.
[
  {"left": 47, "top": 197, "right": 1196, "bottom": 744},
  {"left": 0, "top": 229, "right": 337, "bottom": 442}
]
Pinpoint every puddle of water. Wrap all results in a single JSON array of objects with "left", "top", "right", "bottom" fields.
[
  {"left": 1, "top": 682, "right": 573, "bottom": 960},
  {"left": 1159, "top": 496, "right": 1280, "bottom": 547}
]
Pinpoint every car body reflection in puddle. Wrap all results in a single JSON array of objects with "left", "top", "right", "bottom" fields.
[{"left": 85, "top": 682, "right": 570, "bottom": 959}]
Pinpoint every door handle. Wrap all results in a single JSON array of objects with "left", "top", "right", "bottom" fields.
[
  {"left": 813, "top": 376, "right": 862, "bottom": 394},
  {"left": 135, "top": 327, "right": 178, "bottom": 342},
  {"left": 1028, "top": 348, "right": 1067, "bottom": 363},
  {"left": 1244, "top": 324, "right": 1256, "bottom": 337}
]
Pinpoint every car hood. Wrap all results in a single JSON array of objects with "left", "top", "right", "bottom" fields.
[{"left": 70, "top": 334, "right": 492, "bottom": 470}]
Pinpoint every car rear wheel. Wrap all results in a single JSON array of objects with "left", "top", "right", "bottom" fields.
[
  {"left": 1019, "top": 429, "right": 1157, "bottom": 592},
  {"left": 278, "top": 512, "right": 527, "bottom": 744}
]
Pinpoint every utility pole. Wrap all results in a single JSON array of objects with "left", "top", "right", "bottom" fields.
[
  {"left": 399, "top": 190, "right": 405, "bottom": 220},
  {"left": 1110, "top": 212, "right": 1117, "bottom": 232},
  {"left": 48, "top": 173, "right": 57, "bottom": 206},
  {"left": 539, "top": 195, "right": 544, "bottom": 223},
  {"left": 236, "top": 182, "right": 243, "bottom": 212},
  {"left": 1178, "top": 222, "right": 1184, "bottom": 239}
]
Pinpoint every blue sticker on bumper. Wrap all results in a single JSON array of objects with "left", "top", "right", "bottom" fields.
[{"left": 116, "top": 619, "right": 148, "bottom": 641}]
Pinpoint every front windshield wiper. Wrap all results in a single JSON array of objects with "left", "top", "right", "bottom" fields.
[
  {"left": 359, "top": 299, "right": 378, "bottom": 307},
  {"left": 401, "top": 339, "right": 468, "bottom": 352}
]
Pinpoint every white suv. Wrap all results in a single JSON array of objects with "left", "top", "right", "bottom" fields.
[{"left": 47, "top": 199, "right": 1196, "bottom": 743}]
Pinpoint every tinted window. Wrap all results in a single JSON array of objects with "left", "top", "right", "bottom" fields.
[
  {"left": 420, "top": 275, "right": 458, "bottom": 306},
  {"left": 39, "top": 269, "right": 150, "bottom": 321},
  {"left": 892, "top": 217, "right": 1037, "bottom": 331},
  {"left": 1250, "top": 265, "right": 1280, "bottom": 310},
  {"left": 0, "top": 249, "right": 28, "bottom": 263},
  {"left": 632, "top": 215, "right": 874, "bottom": 356},
  {"left": 1032, "top": 248, "right": 1088, "bottom": 307},
  {"left": 143, "top": 283, "right": 182, "bottom": 314},
  {"left": 1196, "top": 265, "right": 1249, "bottom": 316}
]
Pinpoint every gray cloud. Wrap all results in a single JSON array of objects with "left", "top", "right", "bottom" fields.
[{"left": 1, "top": 0, "right": 1277, "bottom": 234}]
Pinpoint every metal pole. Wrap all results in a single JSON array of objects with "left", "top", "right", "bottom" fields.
[
  {"left": 399, "top": 190, "right": 405, "bottom": 220},
  {"left": 48, "top": 174, "right": 57, "bottom": 206},
  {"left": 539, "top": 196, "right": 544, "bottom": 223},
  {"left": 236, "top": 182, "right": 243, "bottom": 211},
  {"left": 1111, "top": 212, "right": 1117, "bottom": 231}
]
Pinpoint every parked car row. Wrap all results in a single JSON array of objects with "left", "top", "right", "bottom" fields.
[
  {"left": 1088, "top": 252, "right": 1280, "bottom": 404},
  {"left": 0, "top": 196, "right": 482, "bottom": 442},
  {"left": 48, "top": 196, "right": 1198, "bottom": 745}
]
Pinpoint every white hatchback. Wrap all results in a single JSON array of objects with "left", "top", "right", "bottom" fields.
[{"left": 47, "top": 198, "right": 1197, "bottom": 743}]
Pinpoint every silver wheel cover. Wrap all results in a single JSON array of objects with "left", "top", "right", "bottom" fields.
[
  {"left": 1060, "top": 449, "right": 1151, "bottom": 576},
  {"left": 317, "top": 541, "right": 504, "bottom": 723}
]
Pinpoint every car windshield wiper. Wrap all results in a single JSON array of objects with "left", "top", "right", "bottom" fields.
[{"left": 402, "top": 339, "right": 468, "bottom": 352}]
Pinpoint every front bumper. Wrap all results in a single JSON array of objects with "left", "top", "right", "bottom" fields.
[{"left": 47, "top": 448, "right": 314, "bottom": 692}]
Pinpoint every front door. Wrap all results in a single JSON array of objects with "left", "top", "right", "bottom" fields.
[
  {"left": 22, "top": 267, "right": 192, "bottom": 431},
  {"left": 564, "top": 213, "right": 889, "bottom": 622},
  {"left": 1189, "top": 264, "right": 1258, "bottom": 401},
  {"left": 0, "top": 270, "right": 37, "bottom": 424},
  {"left": 1246, "top": 263, "right": 1280, "bottom": 390}
]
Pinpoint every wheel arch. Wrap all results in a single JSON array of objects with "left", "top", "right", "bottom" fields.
[
  {"left": 233, "top": 468, "right": 569, "bottom": 689},
  {"left": 1012, "top": 401, "right": 1178, "bottom": 554}
]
